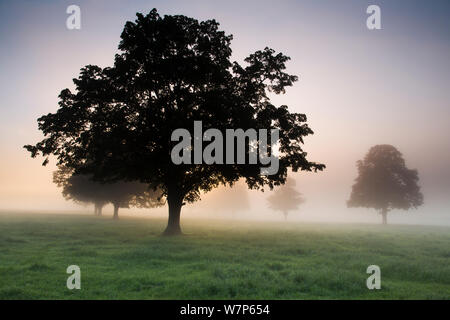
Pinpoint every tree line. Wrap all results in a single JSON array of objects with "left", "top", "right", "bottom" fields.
[
  {"left": 51, "top": 142, "right": 424, "bottom": 226},
  {"left": 53, "top": 166, "right": 164, "bottom": 219},
  {"left": 24, "top": 9, "right": 422, "bottom": 231}
]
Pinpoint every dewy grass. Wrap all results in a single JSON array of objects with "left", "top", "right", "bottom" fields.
[{"left": 0, "top": 212, "right": 449, "bottom": 299}]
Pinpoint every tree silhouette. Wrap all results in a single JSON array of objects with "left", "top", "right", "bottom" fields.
[
  {"left": 53, "top": 167, "right": 107, "bottom": 216},
  {"left": 347, "top": 145, "right": 423, "bottom": 225},
  {"left": 24, "top": 9, "right": 324, "bottom": 235},
  {"left": 267, "top": 178, "right": 305, "bottom": 220},
  {"left": 54, "top": 167, "right": 163, "bottom": 219}
]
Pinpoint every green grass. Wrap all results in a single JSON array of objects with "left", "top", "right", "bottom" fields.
[{"left": 0, "top": 212, "right": 449, "bottom": 299}]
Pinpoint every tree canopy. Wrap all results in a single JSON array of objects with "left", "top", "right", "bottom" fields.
[
  {"left": 24, "top": 9, "right": 324, "bottom": 235},
  {"left": 267, "top": 178, "right": 305, "bottom": 220},
  {"left": 347, "top": 144, "right": 423, "bottom": 224}
]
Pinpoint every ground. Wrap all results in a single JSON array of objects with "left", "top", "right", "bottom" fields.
[{"left": 0, "top": 212, "right": 449, "bottom": 299}]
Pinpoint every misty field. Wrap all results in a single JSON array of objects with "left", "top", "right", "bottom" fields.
[{"left": 0, "top": 213, "right": 449, "bottom": 299}]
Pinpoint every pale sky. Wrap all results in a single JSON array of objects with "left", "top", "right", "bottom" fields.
[{"left": 1, "top": 0, "right": 449, "bottom": 225}]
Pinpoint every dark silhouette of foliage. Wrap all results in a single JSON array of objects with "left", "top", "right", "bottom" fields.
[
  {"left": 347, "top": 145, "right": 423, "bottom": 225},
  {"left": 267, "top": 178, "right": 305, "bottom": 220},
  {"left": 53, "top": 166, "right": 163, "bottom": 219},
  {"left": 53, "top": 167, "right": 107, "bottom": 216},
  {"left": 24, "top": 9, "right": 324, "bottom": 235}
]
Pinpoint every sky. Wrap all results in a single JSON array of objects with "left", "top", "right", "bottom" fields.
[{"left": 0, "top": 0, "right": 449, "bottom": 225}]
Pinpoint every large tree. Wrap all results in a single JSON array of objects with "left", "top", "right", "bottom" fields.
[
  {"left": 207, "top": 180, "right": 250, "bottom": 218},
  {"left": 54, "top": 166, "right": 163, "bottom": 219},
  {"left": 347, "top": 145, "right": 423, "bottom": 225},
  {"left": 267, "top": 178, "right": 305, "bottom": 220},
  {"left": 24, "top": 9, "right": 324, "bottom": 235}
]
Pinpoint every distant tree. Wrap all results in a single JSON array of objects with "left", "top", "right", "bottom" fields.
[
  {"left": 24, "top": 9, "right": 324, "bottom": 235},
  {"left": 54, "top": 167, "right": 163, "bottom": 219},
  {"left": 347, "top": 145, "right": 423, "bottom": 225},
  {"left": 53, "top": 168, "right": 107, "bottom": 216},
  {"left": 267, "top": 178, "right": 305, "bottom": 220},
  {"left": 96, "top": 180, "right": 156, "bottom": 220}
]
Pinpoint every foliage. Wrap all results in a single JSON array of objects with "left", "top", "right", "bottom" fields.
[
  {"left": 25, "top": 9, "right": 324, "bottom": 234},
  {"left": 53, "top": 166, "right": 164, "bottom": 218},
  {"left": 347, "top": 145, "right": 423, "bottom": 224},
  {"left": 267, "top": 178, "right": 305, "bottom": 219}
]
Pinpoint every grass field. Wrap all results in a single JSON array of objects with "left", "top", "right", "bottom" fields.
[{"left": 0, "top": 212, "right": 449, "bottom": 299}]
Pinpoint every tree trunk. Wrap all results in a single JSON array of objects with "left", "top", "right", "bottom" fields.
[
  {"left": 113, "top": 204, "right": 119, "bottom": 220},
  {"left": 94, "top": 202, "right": 103, "bottom": 216},
  {"left": 381, "top": 209, "right": 388, "bottom": 225},
  {"left": 163, "top": 191, "right": 183, "bottom": 236}
]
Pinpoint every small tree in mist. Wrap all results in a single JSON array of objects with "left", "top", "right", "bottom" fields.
[
  {"left": 24, "top": 9, "right": 324, "bottom": 235},
  {"left": 53, "top": 167, "right": 107, "bottom": 216},
  {"left": 97, "top": 180, "right": 162, "bottom": 219},
  {"left": 347, "top": 144, "right": 423, "bottom": 225},
  {"left": 267, "top": 178, "right": 305, "bottom": 220},
  {"left": 54, "top": 167, "right": 163, "bottom": 219}
]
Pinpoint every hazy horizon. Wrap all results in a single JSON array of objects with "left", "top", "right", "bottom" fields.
[{"left": 1, "top": 0, "right": 449, "bottom": 226}]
